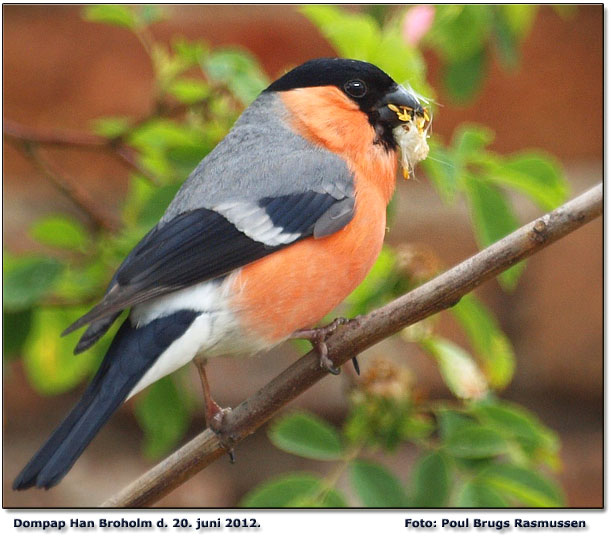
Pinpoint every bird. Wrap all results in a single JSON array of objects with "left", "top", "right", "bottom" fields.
[{"left": 13, "top": 57, "right": 429, "bottom": 490}]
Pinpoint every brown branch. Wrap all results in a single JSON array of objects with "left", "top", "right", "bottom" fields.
[{"left": 101, "top": 183, "right": 602, "bottom": 508}]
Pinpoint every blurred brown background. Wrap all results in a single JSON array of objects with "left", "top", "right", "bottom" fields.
[{"left": 3, "top": 5, "right": 602, "bottom": 507}]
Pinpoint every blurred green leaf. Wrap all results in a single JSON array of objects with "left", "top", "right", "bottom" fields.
[
  {"left": 83, "top": 5, "right": 137, "bottom": 29},
  {"left": 30, "top": 215, "right": 90, "bottom": 252},
  {"left": 241, "top": 472, "right": 346, "bottom": 507},
  {"left": 451, "top": 294, "right": 515, "bottom": 389},
  {"left": 168, "top": 78, "right": 210, "bottom": 105},
  {"left": 172, "top": 38, "right": 208, "bottom": 65},
  {"left": 471, "top": 400, "right": 560, "bottom": 463},
  {"left": 484, "top": 151, "right": 569, "bottom": 211},
  {"left": 269, "top": 412, "right": 344, "bottom": 461},
  {"left": 443, "top": 48, "right": 486, "bottom": 103},
  {"left": 453, "top": 124, "right": 495, "bottom": 162},
  {"left": 22, "top": 307, "right": 103, "bottom": 395},
  {"left": 421, "top": 336, "right": 488, "bottom": 400},
  {"left": 350, "top": 460, "right": 408, "bottom": 507},
  {"left": 421, "top": 138, "right": 460, "bottom": 204},
  {"left": 436, "top": 408, "right": 477, "bottom": 441},
  {"left": 410, "top": 451, "right": 451, "bottom": 507},
  {"left": 3, "top": 309, "right": 33, "bottom": 358},
  {"left": 139, "top": 183, "right": 182, "bottom": 229},
  {"left": 500, "top": 5, "right": 538, "bottom": 40},
  {"left": 463, "top": 175, "right": 525, "bottom": 290},
  {"left": 203, "top": 48, "right": 268, "bottom": 105},
  {"left": 479, "top": 463, "right": 565, "bottom": 507},
  {"left": 140, "top": 5, "right": 165, "bottom": 25},
  {"left": 4, "top": 257, "right": 64, "bottom": 311},
  {"left": 134, "top": 376, "right": 190, "bottom": 459},
  {"left": 91, "top": 116, "right": 132, "bottom": 139},
  {"left": 456, "top": 480, "right": 509, "bottom": 507},
  {"left": 428, "top": 6, "right": 492, "bottom": 62},
  {"left": 444, "top": 424, "right": 508, "bottom": 459}
]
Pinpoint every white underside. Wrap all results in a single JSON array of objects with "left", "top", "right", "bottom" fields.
[{"left": 127, "top": 274, "right": 271, "bottom": 399}]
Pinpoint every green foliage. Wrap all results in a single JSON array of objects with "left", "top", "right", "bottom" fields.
[
  {"left": 242, "top": 402, "right": 564, "bottom": 507},
  {"left": 30, "top": 215, "right": 90, "bottom": 252},
  {"left": 134, "top": 376, "right": 191, "bottom": 459},
  {"left": 4, "top": 255, "right": 64, "bottom": 311}
]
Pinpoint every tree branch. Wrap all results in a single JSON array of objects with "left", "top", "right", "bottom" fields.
[{"left": 102, "top": 183, "right": 602, "bottom": 508}]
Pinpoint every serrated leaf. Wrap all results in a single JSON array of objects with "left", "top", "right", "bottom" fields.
[
  {"left": 22, "top": 307, "right": 105, "bottom": 395},
  {"left": 444, "top": 424, "right": 508, "bottom": 459},
  {"left": 410, "top": 451, "right": 451, "bottom": 507},
  {"left": 30, "top": 215, "right": 89, "bottom": 252},
  {"left": 134, "top": 376, "right": 190, "bottom": 459},
  {"left": 451, "top": 294, "right": 515, "bottom": 388},
  {"left": 463, "top": 175, "right": 525, "bottom": 290},
  {"left": 241, "top": 473, "right": 346, "bottom": 508},
  {"left": 83, "top": 5, "right": 137, "bottom": 29},
  {"left": 3, "top": 257, "right": 64, "bottom": 311},
  {"left": 268, "top": 412, "right": 344, "bottom": 461},
  {"left": 350, "top": 460, "right": 408, "bottom": 507},
  {"left": 456, "top": 480, "right": 509, "bottom": 507},
  {"left": 479, "top": 463, "right": 565, "bottom": 507}
]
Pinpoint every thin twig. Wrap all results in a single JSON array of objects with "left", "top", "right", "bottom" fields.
[
  {"left": 101, "top": 183, "right": 602, "bottom": 508},
  {"left": 15, "top": 142, "right": 119, "bottom": 233}
]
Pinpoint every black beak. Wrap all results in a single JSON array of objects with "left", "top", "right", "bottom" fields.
[{"left": 376, "top": 85, "right": 424, "bottom": 127}]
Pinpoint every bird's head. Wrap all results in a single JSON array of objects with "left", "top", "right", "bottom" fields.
[{"left": 266, "top": 58, "right": 430, "bottom": 178}]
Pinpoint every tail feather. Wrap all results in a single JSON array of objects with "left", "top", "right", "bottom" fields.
[{"left": 13, "top": 309, "right": 199, "bottom": 490}]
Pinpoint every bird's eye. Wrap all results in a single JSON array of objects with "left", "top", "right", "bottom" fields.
[{"left": 344, "top": 79, "right": 367, "bottom": 98}]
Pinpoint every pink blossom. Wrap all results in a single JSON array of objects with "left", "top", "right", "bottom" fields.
[{"left": 402, "top": 5, "right": 435, "bottom": 47}]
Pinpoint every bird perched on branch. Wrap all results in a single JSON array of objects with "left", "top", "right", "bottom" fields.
[{"left": 14, "top": 58, "right": 430, "bottom": 490}]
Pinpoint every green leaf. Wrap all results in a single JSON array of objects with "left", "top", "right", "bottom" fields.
[
  {"left": 268, "top": 411, "right": 344, "bottom": 461},
  {"left": 451, "top": 294, "right": 515, "bottom": 389},
  {"left": 134, "top": 376, "right": 190, "bottom": 459},
  {"left": 420, "top": 337, "right": 488, "bottom": 400},
  {"left": 485, "top": 151, "right": 569, "bottom": 211},
  {"left": 443, "top": 48, "right": 487, "bottom": 103},
  {"left": 167, "top": 78, "right": 210, "bottom": 105},
  {"left": 3, "top": 308, "right": 33, "bottom": 358},
  {"left": 500, "top": 5, "right": 538, "bottom": 40},
  {"left": 241, "top": 473, "right": 346, "bottom": 508},
  {"left": 3, "top": 257, "right": 64, "bottom": 311},
  {"left": 203, "top": 48, "right": 268, "bottom": 105},
  {"left": 444, "top": 424, "right": 508, "bottom": 459},
  {"left": 479, "top": 463, "right": 565, "bottom": 507},
  {"left": 453, "top": 124, "right": 495, "bottom": 162},
  {"left": 410, "top": 451, "right": 451, "bottom": 507},
  {"left": 456, "top": 480, "right": 509, "bottom": 507},
  {"left": 83, "top": 5, "right": 137, "bottom": 29},
  {"left": 471, "top": 400, "right": 560, "bottom": 460},
  {"left": 350, "top": 460, "right": 408, "bottom": 507},
  {"left": 30, "top": 215, "right": 89, "bottom": 252},
  {"left": 140, "top": 5, "right": 165, "bottom": 25},
  {"left": 436, "top": 408, "right": 477, "bottom": 441},
  {"left": 91, "top": 116, "right": 132, "bottom": 139},
  {"left": 22, "top": 307, "right": 105, "bottom": 395},
  {"left": 421, "top": 138, "right": 460, "bottom": 205},
  {"left": 463, "top": 175, "right": 525, "bottom": 290}
]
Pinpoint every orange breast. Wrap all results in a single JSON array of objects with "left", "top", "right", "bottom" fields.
[{"left": 230, "top": 86, "right": 398, "bottom": 343}]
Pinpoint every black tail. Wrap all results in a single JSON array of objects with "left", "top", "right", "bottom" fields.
[{"left": 13, "top": 310, "right": 198, "bottom": 490}]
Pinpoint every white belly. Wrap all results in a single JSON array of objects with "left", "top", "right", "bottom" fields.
[{"left": 127, "top": 274, "right": 270, "bottom": 398}]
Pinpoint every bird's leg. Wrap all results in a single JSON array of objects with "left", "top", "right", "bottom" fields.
[
  {"left": 291, "top": 317, "right": 351, "bottom": 375},
  {"left": 193, "top": 357, "right": 235, "bottom": 462}
]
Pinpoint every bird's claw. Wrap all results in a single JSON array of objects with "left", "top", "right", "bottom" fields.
[{"left": 292, "top": 317, "right": 351, "bottom": 375}]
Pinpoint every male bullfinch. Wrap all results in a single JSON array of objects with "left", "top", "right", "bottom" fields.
[{"left": 13, "top": 58, "right": 429, "bottom": 490}]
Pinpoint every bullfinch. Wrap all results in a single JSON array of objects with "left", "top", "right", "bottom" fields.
[{"left": 13, "top": 58, "right": 430, "bottom": 490}]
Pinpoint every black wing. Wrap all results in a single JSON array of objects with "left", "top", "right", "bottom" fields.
[{"left": 64, "top": 190, "right": 355, "bottom": 350}]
